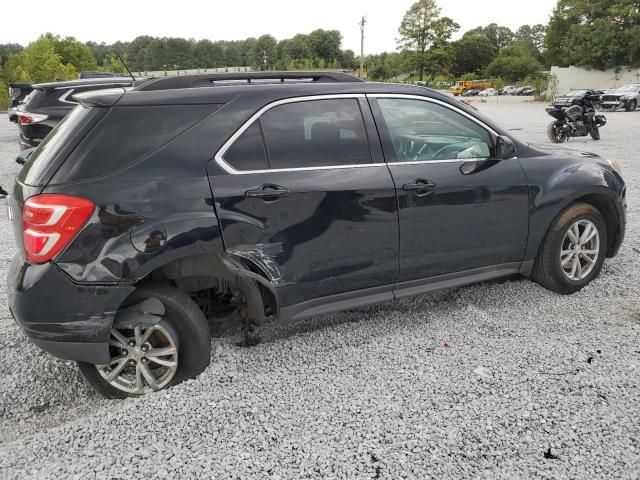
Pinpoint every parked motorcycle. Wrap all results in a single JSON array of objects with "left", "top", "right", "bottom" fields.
[{"left": 546, "top": 91, "right": 607, "bottom": 143}]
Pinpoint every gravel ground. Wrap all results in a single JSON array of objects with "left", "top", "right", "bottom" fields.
[{"left": 0, "top": 100, "right": 639, "bottom": 479}]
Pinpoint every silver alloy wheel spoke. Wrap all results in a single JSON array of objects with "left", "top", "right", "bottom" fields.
[
  {"left": 106, "top": 358, "right": 128, "bottom": 382},
  {"left": 145, "top": 346, "right": 176, "bottom": 357},
  {"left": 148, "top": 357, "right": 177, "bottom": 368},
  {"left": 560, "top": 219, "right": 600, "bottom": 281},
  {"left": 110, "top": 330, "right": 129, "bottom": 348},
  {"left": 96, "top": 322, "right": 179, "bottom": 395},
  {"left": 139, "top": 362, "right": 161, "bottom": 390}
]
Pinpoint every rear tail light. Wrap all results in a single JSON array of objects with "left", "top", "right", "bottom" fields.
[
  {"left": 17, "top": 112, "right": 48, "bottom": 125},
  {"left": 23, "top": 194, "right": 95, "bottom": 264}
]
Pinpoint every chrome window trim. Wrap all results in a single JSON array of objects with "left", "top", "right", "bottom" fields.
[
  {"left": 214, "top": 94, "right": 379, "bottom": 175},
  {"left": 58, "top": 89, "right": 77, "bottom": 105}
]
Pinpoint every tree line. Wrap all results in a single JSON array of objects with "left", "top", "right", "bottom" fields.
[{"left": 1, "top": 0, "right": 639, "bottom": 109}]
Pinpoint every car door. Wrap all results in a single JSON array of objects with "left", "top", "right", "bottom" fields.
[
  {"left": 208, "top": 95, "right": 399, "bottom": 308},
  {"left": 368, "top": 94, "right": 529, "bottom": 284}
]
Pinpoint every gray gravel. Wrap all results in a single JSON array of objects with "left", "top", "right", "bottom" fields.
[{"left": 1, "top": 100, "right": 639, "bottom": 479}]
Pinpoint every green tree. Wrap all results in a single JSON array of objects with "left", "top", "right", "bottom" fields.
[
  {"left": 545, "top": 0, "right": 640, "bottom": 69},
  {"left": 308, "top": 29, "right": 342, "bottom": 64},
  {"left": 194, "top": 40, "right": 225, "bottom": 68},
  {"left": 223, "top": 41, "right": 241, "bottom": 66},
  {"left": 398, "top": 0, "right": 459, "bottom": 80},
  {"left": 52, "top": 35, "right": 97, "bottom": 71},
  {"left": 0, "top": 44, "right": 24, "bottom": 66},
  {"left": 126, "top": 36, "right": 155, "bottom": 71},
  {"left": 254, "top": 34, "right": 278, "bottom": 70},
  {"left": 515, "top": 24, "right": 545, "bottom": 62},
  {"left": 465, "top": 23, "right": 514, "bottom": 53},
  {"left": 451, "top": 34, "right": 495, "bottom": 76},
  {"left": 5, "top": 35, "right": 76, "bottom": 83},
  {"left": 485, "top": 44, "right": 542, "bottom": 82},
  {"left": 99, "top": 53, "right": 128, "bottom": 74}
]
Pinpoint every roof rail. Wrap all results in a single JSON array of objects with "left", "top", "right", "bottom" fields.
[{"left": 135, "top": 71, "right": 363, "bottom": 91}]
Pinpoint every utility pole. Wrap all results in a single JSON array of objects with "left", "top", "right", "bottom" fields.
[
  {"left": 359, "top": 16, "right": 366, "bottom": 79},
  {"left": 263, "top": 50, "right": 268, "bottom": 71}
]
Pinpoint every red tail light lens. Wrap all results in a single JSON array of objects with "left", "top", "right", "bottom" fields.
[
  {"left": 17, "top": 113, "right": 48, "bottom": 125},
  {"left": 23, "top": 194, "right": 95, "bottom": 264}
]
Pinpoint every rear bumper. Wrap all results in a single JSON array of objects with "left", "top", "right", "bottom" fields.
[{"left": 7, "top": 255, "right": 134, "bottom": 364}]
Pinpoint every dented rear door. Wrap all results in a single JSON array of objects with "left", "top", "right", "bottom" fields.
[{"left": 208, "top": 95, "right": 399, "bottom": 307}]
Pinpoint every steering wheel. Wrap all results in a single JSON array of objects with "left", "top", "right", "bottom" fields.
[
  {"left": 412, "top": 143, "right": 435, "bottom": 161},
  {"left": 429, "top": 144, "right": 457, "bottom": 160}
]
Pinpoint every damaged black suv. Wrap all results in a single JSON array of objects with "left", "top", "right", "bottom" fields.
[{"left": 4, "top": 72, "right": 626, "bottom": 398}]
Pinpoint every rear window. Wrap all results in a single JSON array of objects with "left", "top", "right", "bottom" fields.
[
  {"left": 53, "top": 105, "right": 215, "bottom": 182},
  {"left": 19, "top": 105, "right": 96, "bottom": 186}
]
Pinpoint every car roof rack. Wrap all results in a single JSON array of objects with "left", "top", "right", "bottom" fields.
[{"left": 135, "top": 71, "right": 363, "bottom": 91}]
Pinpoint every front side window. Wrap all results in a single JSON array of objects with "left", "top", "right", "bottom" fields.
[
  {"left": 259, "top": 99, "right": 371, "bottom": 170},
  {"left": 377, "top": 98, "right": 492, "bottom": 162}
]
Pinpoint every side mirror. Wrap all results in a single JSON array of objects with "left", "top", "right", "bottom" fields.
[{"left": 495, "top": 135, "right": 517, "bottom": 159}]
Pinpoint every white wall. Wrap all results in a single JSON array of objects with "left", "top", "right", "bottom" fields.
[
  {"left": 549, "top": 66, "right": 640, "bottom": 95},
  {"left": 133, "top": 66, "right": 252, "bottom": 77}
]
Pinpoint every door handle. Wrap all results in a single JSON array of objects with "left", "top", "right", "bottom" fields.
[
  {"left": 402, "top": 179, "right": 436, "bottom": 196},
  {"left": 245, "top": 184, "right": 289, "bottom": 200}
]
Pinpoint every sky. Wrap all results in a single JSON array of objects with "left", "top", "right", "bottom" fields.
[{"left": 1, "top": 0, "right": 559, "bottom": 54}]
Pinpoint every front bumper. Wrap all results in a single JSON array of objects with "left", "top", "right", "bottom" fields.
[{"left": 7, "top": 255, "right": 134, "bottom": 364}]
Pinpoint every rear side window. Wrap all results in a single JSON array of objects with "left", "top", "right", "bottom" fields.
[
  {"left": 221, "top": 98, "right": 372, "bottom": 171},
  {"left": 19, "top": 105, "right": 96, "bottom": 186},
  {"left": 224, "top": 122, "right": 269, "bottom": 171},
  {"left": 260, "top": 99, "right": 371, "bottom": 169},
  {"left": 54, "top": 105, "right": 214, "bottom": 182}
]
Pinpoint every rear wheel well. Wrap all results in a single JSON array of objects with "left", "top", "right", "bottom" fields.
[
  {"left": 571, "top": 194, "right": 619, "bottom": 257},
  {"left": 125, "top": 254, "right": 276, "bottom": 327}
]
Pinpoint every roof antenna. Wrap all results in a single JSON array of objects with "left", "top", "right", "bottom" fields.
[{"left": 114, "top": 50, "right": 136, "bottom": 82}]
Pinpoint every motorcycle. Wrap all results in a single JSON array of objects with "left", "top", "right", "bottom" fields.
[{"left": 545, "top": 92, "right": 607, "bottom": 143}]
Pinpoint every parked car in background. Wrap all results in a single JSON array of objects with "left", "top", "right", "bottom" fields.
[
  {"left": 478, "top": 88, "right": 498, "bottom": 97},
  {"left": 500, "top": 86, "right": 518, "bottom": 95},
  {"left": 5, "top": 71, "right": 626, "bottom": 398},
  {"left": 7, "top": 83, "right": 33, "bottom": 122},
  {"left": 462, "top": 89, "right": 480, "bottom": 97},
  {"left": 517, "top": 86, "right": 535, "bottom": 96},
  {"left": 600, "top": 84, "right": 640, "bottom": 112},
  {"left": 553, "top": 90, "right": 602, "bottom": 108},
  {"left": 16, "top": 77, "right": 134, "bottom": 148}
]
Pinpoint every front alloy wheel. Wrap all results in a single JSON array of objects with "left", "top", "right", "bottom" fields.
[
  {"left": 560, "top": 219, "right": 600, "bottom": 281},
  {"left": 532, "top": 202, "right": 607, "bottom": 294},
  {"left": 97, "top": 322, "right": 179, "bottom": 394}
]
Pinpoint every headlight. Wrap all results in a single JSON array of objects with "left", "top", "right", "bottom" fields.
[{"left": 607, "top": 158, "right": 622, "bottom": 174}]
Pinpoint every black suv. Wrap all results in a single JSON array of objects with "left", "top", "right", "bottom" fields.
[
  {"left": 4, "top": 72, "right": 626, "bottom": 398},
  {"left": 16, "top": 77, "right": 134, "bottom": 148}
]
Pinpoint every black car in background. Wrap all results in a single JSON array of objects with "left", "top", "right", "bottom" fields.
[
  {"left": 4, "top": 71, "right": 626, "bottom": 398},
  {"left": 7, "top": 83, "right": 34, "bottom": 122},
  {"left": 16, "top": 77, "right": 134, "bottom": 148}
]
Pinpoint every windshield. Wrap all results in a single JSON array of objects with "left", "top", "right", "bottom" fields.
[
  {"left": 19, "top": 105, "right": 95, "bottom": 186},
  {"left": 567, "top": 90, "right": 588, "bottom": 96}
]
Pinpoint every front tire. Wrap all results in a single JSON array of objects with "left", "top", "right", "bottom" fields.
[
  {"left": 625, "top": 100, "right": 637, "bottom": 112},
  {"left": 79, "top": 284, "right": 211, "bottom": 398},
  {"left": 547, "top": 121, "right": 568, "bottom": 143},
  {"left": 532, "top": 203, "right": 607, "bottom": 294},
  {"left": 589, "top": 125, "right": 600, "bottom": 140}
]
